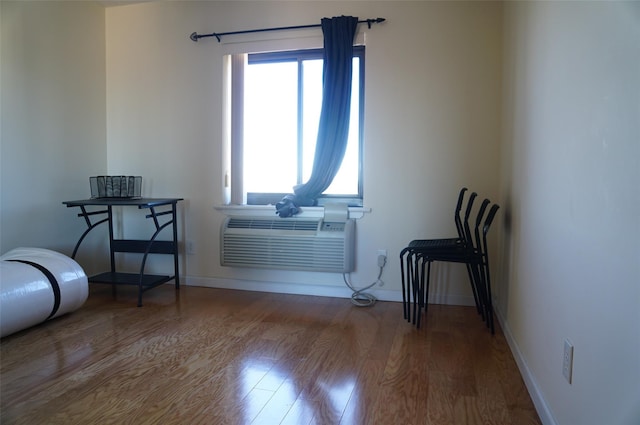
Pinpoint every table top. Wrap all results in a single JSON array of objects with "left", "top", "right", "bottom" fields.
[{"left": 63, "top": 198, "right": 183, "bottom": 207}]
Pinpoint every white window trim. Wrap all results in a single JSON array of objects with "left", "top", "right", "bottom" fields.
[
  {"left": 220, "top": 30, "right": 368, "bottom": 207},
  {"left": 214, "top": 204, "right": 371, "bottom": 220}
]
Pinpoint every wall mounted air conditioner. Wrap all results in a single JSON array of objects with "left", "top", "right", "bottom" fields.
[{"left": 220, "top": 217, "right": 355, "bottom": 273}]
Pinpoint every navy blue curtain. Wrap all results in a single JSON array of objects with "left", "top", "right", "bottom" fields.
[{"left": 276, "top": 16, "right": 359, "bottom": 218}]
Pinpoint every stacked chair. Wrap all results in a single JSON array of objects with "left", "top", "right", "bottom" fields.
[{"left": 400, "top": 187, "right": 500, "bottom": 334}]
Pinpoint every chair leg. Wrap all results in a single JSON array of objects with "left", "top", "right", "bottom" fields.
[
  {"left": 415, "top": 255, "right": 423, "bottom": 328},
  {"left": 479, "top": 266, "right": 491, "bottom": 330},
  {"left": 420, "top": 259, "right": 432, "bottom": 327},
  {"left": 401, "top": 248, "right": 495, "bottom": 334},
  {"left": 402, "top": 251, "right": 415, "bottom": 323},
  {"left": 465, "top": 262, "right": 482, "bottom": 316},
  {"left": 408, "top": 253, "right": 417, "bottom": 324},
  {"left": 412, "top": 254, "right": 421, "bottom": 326},
  {"left": 483, "top": 259, "right": 495, "bottom": 334},
  {"left": 425, "top": 260, "right": 431, "bottom": 315},
  {"left": 400, "top": 250, "right": 408, "bottom": 320},
  {"left": 415, "top": 255, "right": 428, "bottom": 329},
  {"left": 469, "top": 262, "right": 487, "bottom": 323}
]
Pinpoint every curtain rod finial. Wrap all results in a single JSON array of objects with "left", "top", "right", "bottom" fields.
[
  {"left": 365, "top": 18, "right": 386, "bottom": 29},
  {"left": 190, "top": 32, "right": 199, "bottom": 42}
]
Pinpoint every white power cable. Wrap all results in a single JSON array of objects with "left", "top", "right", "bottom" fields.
[{"left": 342, "top": 254, "right": 386, "bottom": 307}]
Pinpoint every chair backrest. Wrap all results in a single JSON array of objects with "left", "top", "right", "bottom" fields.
[
  {"left": 454, "top": 188, "right": 468, "bottom": 239},
  {"left": 483, "top": 204, "right": 500, "bottom": 236},
  {"left": 480, "top": 203, "right": 500, "bottom": 257},
  {"left": 463, "top": 192, "right": 477, "bottom": 222},
  {"left": 461, "top": 192, "right": 477, "bottom": 247},
  {"left": 473, "top": 199, "right": 491, "bottom": 250}
]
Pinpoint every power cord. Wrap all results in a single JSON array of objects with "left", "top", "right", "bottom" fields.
[{"left": 343, "top": 253, "right": 387, "bottom": 307}]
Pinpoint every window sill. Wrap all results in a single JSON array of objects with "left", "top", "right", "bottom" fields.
[{"left": 214, "top": 204, "right": 371, "bottom": 220}]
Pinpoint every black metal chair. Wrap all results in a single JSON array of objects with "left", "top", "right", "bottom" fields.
[
  {"left": 399, "top": 188, "right": 470, "bottom": 322},
  {"left": 400, "top": 189, "right": 481, "bottom": 324},
  {"left": 407, "top": 196, "right": 488, "bottom": 329},
  {"left": 412, "top": 203, "right": 500, "bottom": 333},
  {"left": 415, "top": 197, "right": 490, "bottom": 327}
]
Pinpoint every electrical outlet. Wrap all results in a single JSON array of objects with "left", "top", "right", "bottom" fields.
[
  {"left": 563, "top": 339, "right": 574, "bottom": 384},
  {"left": 186, "top": 240, "right": 196, "bottom": 255},
  {"left": 377, "top": 249, "right": 387, "bottom": 268}
]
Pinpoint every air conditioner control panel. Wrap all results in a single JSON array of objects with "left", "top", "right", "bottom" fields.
[{"left": 321, "top": 222, "right": 346, "bottom": 232}]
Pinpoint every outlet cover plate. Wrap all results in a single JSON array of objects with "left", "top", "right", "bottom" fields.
[{"left": 563, "top": 339, "right": 574, "bottom": 384}]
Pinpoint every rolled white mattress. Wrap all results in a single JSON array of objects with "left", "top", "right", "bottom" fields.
[{"left": 0, "top": 247, "right": 88, "bottom": 338}]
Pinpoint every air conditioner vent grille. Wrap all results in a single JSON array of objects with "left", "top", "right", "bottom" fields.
[
  {"left": 227, "top": 218, "right": 319, "bottom": 231},
  {"left": 221, "top": 217, "right": 355, "bottom": 273}
]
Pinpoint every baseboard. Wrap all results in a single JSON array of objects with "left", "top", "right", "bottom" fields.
[
  {"left": 182, "top": 275, "right": 476, "bottom": 306},
  {"left": 494, "top": 306, "right": 557, "bottom": 425}
]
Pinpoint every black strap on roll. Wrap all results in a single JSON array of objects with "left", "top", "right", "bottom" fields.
[{"left": 7, "top": 259, "right": 62, "bottom": 319}]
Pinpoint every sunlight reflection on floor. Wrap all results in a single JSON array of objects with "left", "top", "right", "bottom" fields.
[{"left": 241, "top": 356, "right": 359, "bottom": 424}]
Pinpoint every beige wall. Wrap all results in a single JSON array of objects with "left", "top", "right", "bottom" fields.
[
  {"left": 105, "top": 1, "right": 503, "bottom": 303},
  {"left": 2, "top": 1, "right": 638, "bottom": 424},
  {"left": 499, "top": 2, "right": 640, "bottom": 424},
  {"left": 1, "top": 1, "right": 108, "bottom": 273}
]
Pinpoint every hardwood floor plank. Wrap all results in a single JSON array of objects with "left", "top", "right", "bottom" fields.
[
  {"left": 279, "top": 396, "right": 315, "bottom": 425},
  {"left": 339, "top": 301, "right": 400, "bottom": 425},
  {"left": 371, "top": 323, "right": 431, "bottom": 424},
  {"left": 0, "top": 285, "right": 541, "bottom": 425}
]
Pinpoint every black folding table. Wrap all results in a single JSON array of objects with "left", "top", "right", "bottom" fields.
[{"left": 63, "top": 197, "right": 183, "bottom": 306}]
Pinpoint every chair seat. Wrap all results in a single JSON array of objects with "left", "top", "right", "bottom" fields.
[{"left": 407, "top": 237, "right": 463, "bottom": 249}]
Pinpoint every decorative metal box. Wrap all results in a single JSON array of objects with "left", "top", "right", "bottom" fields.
[{"left": 90, "top": 176, "right": 142, "bottom": 199}]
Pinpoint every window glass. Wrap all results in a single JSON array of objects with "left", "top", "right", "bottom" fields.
[
  {"left": 234, "top": 47, "right": 364, "bottom": 205},
  {"left": 244, "top": 62, "right": 298, "bottom": 193}
]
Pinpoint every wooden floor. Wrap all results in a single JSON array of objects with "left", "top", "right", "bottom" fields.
[{"left": 1, "top": 284, "right": 541, "bottom": 425}]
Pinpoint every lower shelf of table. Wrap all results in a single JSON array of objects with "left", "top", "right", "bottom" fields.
[{"left": 89, "top": 272, "right": 175, "bottom": 289}]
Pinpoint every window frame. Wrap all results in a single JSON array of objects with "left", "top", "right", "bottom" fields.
[{"left": 242, "top": 46, "right": 365, "bottom": 207}]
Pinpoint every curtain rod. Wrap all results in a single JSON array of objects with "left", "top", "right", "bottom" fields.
[{"left": 190, "top": 17, "right": 386, "bottom": 42}]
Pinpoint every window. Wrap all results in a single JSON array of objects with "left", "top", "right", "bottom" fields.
[{"left": 225, "top": 47, "right": 364, "bottom": 206}]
